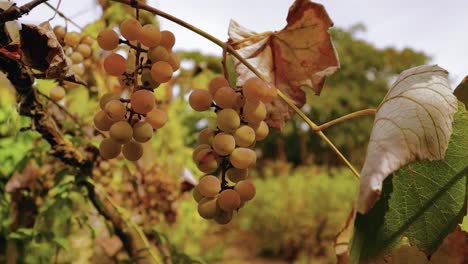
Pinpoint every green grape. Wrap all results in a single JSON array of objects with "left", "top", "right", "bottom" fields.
[
  {"left": 130, "top": 89, "right": 155, "bottom": 114},
  {"left": 160, "top": 30, "right": 175, "bottom": 49},
  {"left": 192, "top": 186, "right": 204, "bottom": 202},
  {"left": 80, "top": 34, "right": 94, "bottom": 46},
  {"left": 146, "top": 108, "right": 167, "bottom": 129},
  {"left": 109, "top": 121, "right": 133, "bottom": 144},
  {"left": 148, "top": 46, "right": 169, "bottom": 62},
  {"left": 105, "top": 99, "right": 126, "bottom": 121},
  {"left": 234, "top": 180, "right": 256, "bottom": 201},
  {"left": 243, "top": 99, "right": 266, "bottom": 124},
  {"left": 122, "top": 140, "right": 143, "bottom": 161},
  {"left": 198, "top": 128, "right": 215, "bottom": 145},
  {"left": 214, "top": 210, "right": 233, "bottom": 225},
  {"left": 97, "top": 29, "right": 119, "bottom": 50},
  {"left": 233, "top": 125, "right": 255, "bottom": 147},
  {"left": 104, "top": 53, "right": 127, "bottom": 76},
  {"left": 120, "top": 18, "right": 142, "bottom": 41},
  {"left": 167, "top": 53, "right": 180, "bottom": 71},
  {"left": 94, "top": 110, "right": 114, "bottom": 131},
  {"left": 208, "top": 76, "right": 229, "bottom": 96},
  {"left": 150, "top": 61, "right": 173, "bottom": 83},
  {"left": 214, "top": 86, "right": 237, "bottom": 109},
  {"left": 217, "top": 189, "right": 241, "bottom": 212},
  {"left": 242, "top": 77, "right": 268, "bottom": 100},
  {"left": 76, "top": 43, "right": 92, "bottom": 57},
  {"left": 69, "top": 51, "right": 84, "bottom": 64},
  {"left": 133, "top": 121, "right": 153, "bottom": 142},
  {"left": 197, "top": 175, "right": 220, "bottom": 197},
  {"left": 139, "top": 24, "right": 161, "bottom": 48},
  {"left": 251, "top": 121, "right": 269, "bottom": 141},
  {"left": 50, "top": 85, "right": 65, "bottom": 101},
  {"left": 189, "top": 89, "right": 212, "bottom": 112},
  {"left": 99, "top": 93, "right": 120, "bottom": 109},
  {"left": 230, "top": 148, "right": 256, "bottom": 169},
  {"left": 197, "top": 197, "right": 217, "bottom": 219},
  {"left": 64, "top": 32, "right": 81, "bottom": 47},
  {"left": 99, "top": 138, "right": 121, "bottom": 159},
  {"left": 194, "top": 148, "right": 219, "bottom": 173},
  {"left": 212, "top": 132, "right": 235, "bottom": 156},
  {"left": 216, "top": 108, "right": 240, "bottom": 133},
  {"left": 226, "top": 168, "right": 248, "bottom": 183}
]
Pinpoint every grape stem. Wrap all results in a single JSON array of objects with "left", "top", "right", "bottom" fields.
[
  {"left": 313, "top": 109, "right": 377, "bottom": 131},
  {"left": 44, "top": 2, "right": 83, "bottom": 30},
  {"left": 111, "top": 0, "right": 361, "bottom": 179}
]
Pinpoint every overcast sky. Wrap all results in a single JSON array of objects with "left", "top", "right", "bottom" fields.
[{"left": 13, "top": 0, "right": 468, "bottom": 86}]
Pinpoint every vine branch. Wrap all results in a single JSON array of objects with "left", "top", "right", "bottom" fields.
[
  {"left": 313, "top": 109, "right": 377, "bottom": 132},
  {"left": 0, "top": 0, "right": 48, "bottom": 23}
]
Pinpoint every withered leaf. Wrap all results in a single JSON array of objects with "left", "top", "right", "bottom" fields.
[
  {"left": 454, "top": 76, "right": 468, "bottom": 106},
  {"left": 228, "top": 0, "right": 339, "bottom": 129},
  {"left": 5, "top": 159, "right": 39, "bottom": 193}
]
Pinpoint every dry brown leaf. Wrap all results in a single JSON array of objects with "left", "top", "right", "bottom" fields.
[
  {"left": 334, "top": 210, "right": 355, "bottom": 264},
  {"left": 228, "top": 0, "right": 339, "bottom": 129},
  {"left": 454, "top": 76, "right": 468, "bottom": 106},
  {"left": 5, "top": 159, "right": 40, "bottom": 193}
]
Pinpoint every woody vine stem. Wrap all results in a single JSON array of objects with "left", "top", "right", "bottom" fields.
[{"left": 112, "top": 0, "right": 370, "bottom": 179}]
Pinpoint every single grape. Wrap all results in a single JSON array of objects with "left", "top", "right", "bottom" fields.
[
  {"left": 243, "top": 99, "right": 267, "bottom": 124},
  {"left": 97, "top": 29, "right": 119, "bottom": 50},
  {"left": 94, "top": 110, "right": 114, "bottom": 131},
  {"left": 130, "top": 89, "right": 155, "bottom": 114},
  {"left": 53, "top": 25, "right": 66, "bottom": 41},
  {"left": 69, "top": 51, "right": 84, "bottom": 64},
  {"left": 105, "top": 99, "right": 127, "bottom": 121},
  {"left": 242, "top": 77, "right": 268, "bottom": 100},
  {"left": 192, "top": 144, "right": 211, "bottom": 161},
  {"left": 197, "top": 175, "right": 221, "bottom": 197},
  {"left": 194, "top": 148, "right": 219, "bottom": 173},
  {"left": 212, "top": 132, "right": 236, "bottom": 156},
  {"left": 189, "top": 89, "right": 212, "bottom": 112},
  {"left": 197, "top": 197, "right": 217, "bottom": 219},
  {"left": 120, "top": 18, "right": 142, "bottom": 41},
  {"left": 99, "top": 138, "right": 121, "bottom": 159},
  {"left": 50, "top": 86, "right": 65, "bottom": 101},
  {"left": 104, "top": 53, "right": 127, "bottom": 76},
  {"left": 198, "top": 128, "right": 215, "bottom": 145},
  {"left": 76, "top": 43, "right": 92, "bottom": 57},
  {"left": 234, "top": 180, "right": 256, "bottom": 201},
  {"left": 167, "top": 53, "right": 180, "bottom": 71},
  {"left": 192, "top": 186, "right": 204, "bottom": 202},
  {"left": 133, "top": 121, "right": 153, "bottom": 142},
  {"left": 217, "top": 189, "right": 241, "bottom": 212},
  {"left": 71, "top": 64, "right": 85, "bottom": 76},
  {"left": 216, "top": 108, "right": 240, "bottom": 133},
  {"left": 233, "top": 125, "right": 255, "bottom": 147},
  {"left": 99, "top": 93, "right": 120, "bottom": 109},
  {"left": 122, "top": 140, "right": 143, "bottom": 161},
  {"left": 230, "top": 148, "right": 256, "bottom": 169},
  {"left": 226, "top": 168, "right": 248, "bottom": 183},
  {"left": 160, "top": 30, "right": 175, "bottom": 49},
  {"left": 148, "top": 46, "right": 169, "bottom": 62},
  {"left": 80, "top": 35, "right": 94, "bottom": 46},
  {"left": 139, "top": 24, "right": 161, "bottom": 48},
  {"left": 262, "top": 82, "right": 278, "bottom": 103},
  {"left": 208, "top": 76, "right": 229, "bottom": 96},
  {"left": 251, "top": 121, "right": 269, "bottom": 141},
  {"left": 150, "top": 61, "right": 173, "bottom": 83},
  {"left": 214, "top": 86, "right": 237, "bottom": 109},
  {"left": 64, "top": 32, "right": 81, "bottom": 47},
  {"left": 214, "top": 210, "right": 233, "bottom": 225},
  {"left": 109, "top": 121, "right": 133, "bottom": 144},
  {"left": 146, "top": 108, "right": 168, "bottom": 129}
]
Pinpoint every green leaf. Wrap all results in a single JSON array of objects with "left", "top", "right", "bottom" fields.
[
  {"left": 52, "top": 237, "right": 70, "bottom": 251},
  {"left": 350, "top": 102, "right": 468, "bottom": 263}
]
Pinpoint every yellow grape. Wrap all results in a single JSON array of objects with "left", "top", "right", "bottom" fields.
[
  {"left": 243, "top": 99, "right": 266, "bottom": 124},
  {"left": 99, "top": 93, "right": 120, "bottom": 109},
  {"left": 99, "top": 138, "right": 121, "bottom": 159},
  {"left": 212, "top": 132, "right": 235, "bottom": 156},
  {"left": 192, "top": 186, "right": 204, "bottom": 202},
  {"left": 226, "top": 168, "right": 248, "bottom": 183},
  {"left": 71, "top": 64, "right": 85, "bottom": 76},
  {"left": 94, "top": 110, "right": 114, "bottom": 131},
  {"left": 50, "top": 86, "right": 65, "bottom": 101},
  {"left": 198, "top": 128, "right": 215, "bottom": 145},
  {"left": 189, "top": 89, "right": 212, "bottom": 112},
  {"left": 146, "top": 108, "right": 167, "bottom": 129},
  {"left": 214, "top": 210, "right": 233, "bottom": 225},
  {"left": 192, "top": 144, "right": 211, "bottom": 161},
  {"left": 133, "top": 121, "right": 153, "bottom": 142},
  {"left": 230, "top": 148, "right": 256, "bottom": 169},
  {"left": 64, "top": 32, "right": 81, "bottom": 47},
  {"left": 80, "top": 35, "right": 94, "bottom": 46},
  {"left": 208, "top": 76, "right": 229, "bottom": 96},
  {"left": 150, "top": 61, "right": 173, "bottom": 83},
  {"left": 262, "top": 82, "right": 278, "bottom": 103},
  {"left": 141, "top": 69, "right": 159, "bottom": 88},
  {"left": 139, "top": 24, "right": 161, "bottom": 48},
  {"left": 98, "top": 29, "right": 119, "bottom": 50},
  {"left": 234, "top": 93, "right": 245, "bottom": 112},
  {"left": 109, "top": 121, "right": 133, "bottom": 144},
  {"left": 217, "top": 189, "right": 241, "bottom": 212},
  {"left": 130, "top": 89, "right": 155, "bottom": 114},
  {"left": 76, "top": 44, "right": 92, "bottom": 57},
  {"left": 53, "top": 25, "right": 66, "bottom": 40},
  {"left": 234, "top": 180, "right": 256, "bottom": 201},
  {"left": 216, "top": 108, "right": 240, "bottom": 133},
  {"left": 233, "top": 125, "right": 255, "bottom": 147},
  {"left": 148, "top": 46, "right": 169, "bottom": 62},
  {"left": 197, "top": 197, "right": 217, "bottom": 219},
  {"left": 69, "top": 52, "right": 84, "bottom": 64},
  {"left": 198, "top": 175, "right": 221, "bottom": 197},
  {"left": 167, "top": 53, "right": 180, "bottom": 71},
  {"left": 105, "top": 99, "right": 126, "bottom": 121},
  {"left": 103, "top": 53, "right": 127, "bottom": 76},
  {"left": 214, "top": 87, "right": 237, "bottom": 109},
  {"left": 242, "top": 77, "right": 268, "bottom": 100},
  {"left": 160, "top": 30, "right": 175, "bottom": 49},
  {"left": 122, "top": 140, "right": 143, "bottom": 161},
  {"left": 251, "top": 121, "right": 269, "bottom": 141},
  {"left": 194, "top": 148, "right": 219, "bottom": 173},
  {"left": 120, "top": 18, "right": 142, "bottom": 41}
]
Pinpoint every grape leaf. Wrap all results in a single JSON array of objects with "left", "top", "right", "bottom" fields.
[
  {"left": 228, "top": 0, "right": 339, "bottom": 129},
  {"left": 350, "top": 103, "right": 468, "bottom": 262},
  {"left": 358, "top": 65, "right": 458, "bottom": 213},
  {"left": 454, "top": 76, "right": 468, "bottom": 106}
]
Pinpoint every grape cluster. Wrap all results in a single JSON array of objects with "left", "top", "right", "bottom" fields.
[
  {"left": 189, "top": 76, "right": 277, "bottom": 224},
  {"left": 94, "top": 18, "right": 179, "bottom": 161}
]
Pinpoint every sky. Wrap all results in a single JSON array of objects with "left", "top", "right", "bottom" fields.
[{"left": 12, "top": 0, "right": 468, "bottom": 86}]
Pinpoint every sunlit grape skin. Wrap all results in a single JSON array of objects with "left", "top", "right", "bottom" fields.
[
  {"left": 197, "top": 175, "right": 221, "bottom": 197},
  {"left": 230, "top": 148, "right": 256, "bottom": 169},
  {"left": 189, "top": 89, "right": 212, "bottom": 112},
  {"left": 216, "top": 109, "right": 240, "bottom": 133},
  {"left": 197, "top": 197, "right": 217, "bottom": 219},
  {"left": 234, "top": 180, "right": 256, "bottom": 201},
  {"left": 109, "top": 121, "right": 133, "bottom": 144},
  {"left": 50, "top": 86, "right": 65, "bottom": 101},
  {"left": 233, "top": 125, "right": 256, "bottom": 147},
  {"left": 99, "top": 138, "right": 121, "bottom": 159},
  {"left": 139, "top": 24, "right": 161, "bottom": 48},
  {"left": 198, "top": 128, "right": 215, "bottom": 145},
  {"left": 100, "top": 93, "right": 120, "bottom": 110},
  {"left": 212, "top": 132, "right": 236, "bottom": 156},
  {"left": 208, "top": 76, "right": 229, "bottom": 96},
  {"left": 217, "top": 189, "right": 241, "bottom": 212},
  {"left": 105, "top": 99, "right": 126, "bottom": 121},
  {"left": 120, "top": 18, "right": 142, "bottom": 41},
  {"left": 103, "top": 53, "right": 127, "bottom": 76},
  {"left": 97, "top": 29, "right": 119, "bottom": 50},
  {"left": 130, "top": 90, "right": 155, "bottom": 114},
  {"left": 122, "top": 140, "right": 143, "bottom": 161},
  {"left": 146, "top": 108, "right": 168, "bottom": 129},
  {"left": 226, "top": 168, "right": 248, "bottom": 183},
  {"left": 214, "top": 87, "right": 237, "bottom": 109},
  {"left": 133, "top": 121, "right": 153, "bottom": 143},
  {"left": 94, "top": 110, "right": 114, "bottom": 131},
  {"left": 160, "top": 30, "right": 176, "bottom": 49},
  {"left": 150, "top": 61, "right": 173, "bottom": 83}
]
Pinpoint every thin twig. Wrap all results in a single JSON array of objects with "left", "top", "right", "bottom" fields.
[
  {"left": 313, "top": 109, "right": 377, "bottom": 132},
  {"left": 0, "top": 0, "right": 49, "bottom": 23},
  {"left": 221, "top": 42, "right": 230, "bottom": 81},
  {"left": 44, "top": 1, "right": 83, "bottom": 30}
]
